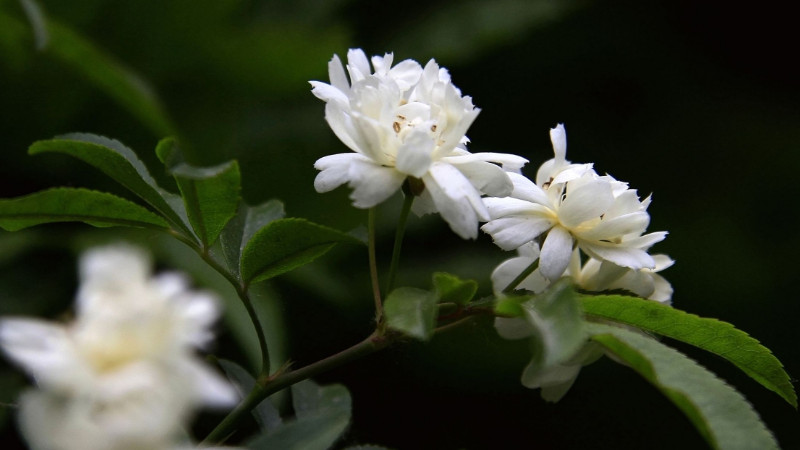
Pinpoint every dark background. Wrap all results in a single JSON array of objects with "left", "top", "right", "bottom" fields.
[{"left": 0, "top": 0, "right": 798, "bottom": 448}]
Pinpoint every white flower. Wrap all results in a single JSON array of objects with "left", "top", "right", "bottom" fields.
[
  {"left": 482, "top": 124, "right": 666, "bottom": 280},
  {"left": 311, "top": 48, "right": 527, "bottom": 239},
  {"left": 0, "top": 245, "right": 237, "bottom": 450}
]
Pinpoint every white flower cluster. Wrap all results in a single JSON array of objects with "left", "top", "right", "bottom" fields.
[
  {"left": 0, "top": 245, "right": 238, "bottom": 450},
  {"left": 311, "top": 49, "right": 672, "bottom": 401}
]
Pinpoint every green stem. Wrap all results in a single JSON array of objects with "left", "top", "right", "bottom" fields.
[
  {"left": 368, "top": 208, "right": 383, "bottom": 322},
  {"left": 176, "top": 234, "right": 271, "bottom": 375},
  {"left": 386, "top": 191, "right": 414, "bottom": 294},
  {"left": 202, "top": 331, "right": 393, "bottom": 444},
  {"left": 502, "top": 258, "right": 540, "bottom": 294}
]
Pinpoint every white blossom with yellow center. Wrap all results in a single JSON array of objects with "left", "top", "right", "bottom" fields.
[
  {"left": 311, "top": 48, "right": 527, "bottom": 239},
  {"left": 0, "top": 245, "right": 237, "bottom": 450}
]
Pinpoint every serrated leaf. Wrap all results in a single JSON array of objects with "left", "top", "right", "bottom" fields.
[
  {"left": 220, "top": 200, "right": 285, "bottom": 278},
  {"left": 589, "top": 323, "right": 778, "bottom": 450},
  {"left": 581, "top": 295, "right": 797, "bottom": 408},
  {"left": 29, "top": 134, "right": 192, "bottom": 235},
  {"left": 217, "top": 359, "right": 281, "bottom": 432},
  {"left": 521, "top": 279, "right": 586, "bottom": 370},
  {"left": 240, "top": 218, "right": 361, "bottom": 286},
  {"left": 432, "top": 272, "right": 478, "bottom": 306},
  {"left": 384, "top": 287, "right": 438, "bottom": 340},
  {"left": 248, "top": 380, "right": 351, "bottom": 450},
  {"left": 171, "top": 159, "right": 241, "bottom": 248},
  {"left": 46, "top": 20, "right": 174, "bottom": 136},
  {"left": 0, "top": 188, "right": 168, "bottom": 231}
]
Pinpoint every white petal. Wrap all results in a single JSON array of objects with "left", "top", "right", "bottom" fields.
[
  {"left": 581, "top": 242, "right": 655, "bottom": 270},
  {"left": 549, "top": 123, "right": 567, "bottom": 162},
  {"left": 483, "top": 196, "right": 547, "bottom": 218},
  {"left": 649, "top": 273, "right": 673, "bottom": 303},
  {"left": 346, "top": 48, "right": 370, "bottom": 81},
  {"left": 0, "top": 319, "right": 80, "bottom": 388},
  {"left": 481, "top": 217, "right": 554, "bottom": 251},
  {"left": 449, "top": 160, "right": 512, "bottom": 197},
  {"left": 313, "top": 153, "right": 367, "bottom": 193},
  {"left": 624, "top": 231, "right": 668, "bottom": 250},
  {"left": 558, "top": 179, "right": 615, "bottom": 227},
  {"left": 539, "top": 226, "right": 574, "bottom": 281},
  {"left": 578, "top": 212, "right": 650, "bottom": 241},
  {"left": 328, "top": 54, "right": 349, "bottom": 91},
  {"left": 652, "top": 254, "right": 675, "bottom": 271},
  {"left": 424, "top": 163, "right": 485, "bottom": 239},
  {"left": 388, "top": 59, "right": 423, "bottom": 90},
  {"left": 395, "top": 128, "right": 435, "bottom": 177},
  {"left": 309, "top": 81, "right": 348, "bottom": 105},
  {"left": 347, "top": 159, "right": 405, "bottom": 208},
  {"left": 465, "top": 152, "right": 529, "bottom": 172},
  {"left": 491, "top": 255, "right": 548, "bottom": 295},
  {"left": 507, "top": 172, "right": 550, "bottom": 205},
  {"left": 323, "top": 103, "right": 366, "bottom": 154}
]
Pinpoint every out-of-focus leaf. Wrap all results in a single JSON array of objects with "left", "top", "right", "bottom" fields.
[
  {"left": 389, "top": 0, "right": 582, "bottom": 64},
  {"left": 0, "top": 188, "right": 168, "bottom": 231},
  {"left": 18, "top": 0, "right": 48, "bottom": 50},
  {"left": 248, "top": 380, "right": 351, "bottom": 450},
  {"left": 520, "top": 279, "right": 585, "bottom": 370},
  {"left": 220, "top": 199, "right": 285, "bottom": 278},
  {"left": 29, "top": 134, "right": 192, "bottom": 235},
  {"left": 432, "top": 272, "right": 478, "bottom": 306},
  {"left": 217, "top": 358, "right": 282, "bottom": 432},
  {"left": 240, "top": 218, "right": 361, "bottom": 286},
  {"left": 582, "top": 295, "right": 797, "bottom": 408},
  {"left": 46, "top": 19, "right": 174, "bottom": 135},
  {"left": 384, "top": 287, "right": 438, "bottom": 341},
  {"left": 589, "top": 323, "right": 779, "bottom": 450}
]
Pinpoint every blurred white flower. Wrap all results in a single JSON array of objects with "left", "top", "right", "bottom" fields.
[
  {"left": 482, "top": 124, "right": 666, "bottom": 280},
  {"left": 0, "top": 245, "right": 237, "bottom": 450},
  {"left": 311, "top": 48, "right": 527, "bottom": 239}
]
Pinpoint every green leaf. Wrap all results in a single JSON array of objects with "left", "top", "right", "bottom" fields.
[
  {"left": 46, "top": 20, "right": 174, "bottom": 136},
  {"left": 220, "top": 199, "right": 285, "bottom": 278},
  {"left": 494, "top": 295, "right": 529, "bottom": 317},
  {"left": 432, "top": 272, "right": 478, "bottom": 306},
  {"left": 240, "top": 218, "right": 361, "bottom": 285},
  {"left": 159, "top": 136, "right": 241, "bottom": 247},
  {"left": 384, "top": 287, "right": 438, "bottom": 340},
  {"left": 520, "top": 279, "right": 586, "bottom": 370},
  {"left": 0, "top": 188, "right": 168, "bottom": 231},
  {"left": 172, "top": 160, "right": 240, "bottom": 247},
  {"left": 217, "top": 359, "right": 282, "bottom": 432},
  {"left": 248, "top": 380, "right": 351, "bottom": 450},
  {"left": 581, "top": 295, "right": 797, "bottom": 408},
  {"left": 29, "top": 134, "right": 192, "bottom": 235},
  {"left": 589, "top": 323, "right": 779, "bottom": 450}
]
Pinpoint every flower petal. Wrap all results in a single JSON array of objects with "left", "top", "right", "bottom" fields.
[
  {"left": 448, "top": 159, "right": 512, "bottom": 197},
  {"left": 581, "top": 242, "right": 655, "bottom": 270},
  {"left": 313, "top": 153, "right": 367, "bottom": 193},
  {"left": 395, "top": 127, "right": 436, "bottom": 177},
  {"left": 424, "top": 163, "right": 485, "bottom": 239},
  {"left": 347, "top": 158, "right": 405, "bottom": 208},
  {"left": 481, "top": 217, "right": 554, "bottom": 251},
  {"left": 491, "top": 254, "right": 548, "bottom": 295},
  {"left": 558, "top": 179, "right": 614, "bottom": 227},
  {"left": 0, "top": 319, "right": 82, "bottom": 390},
  {"left": 539, "top": 226, "right": 574, "bottom": 281}
]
